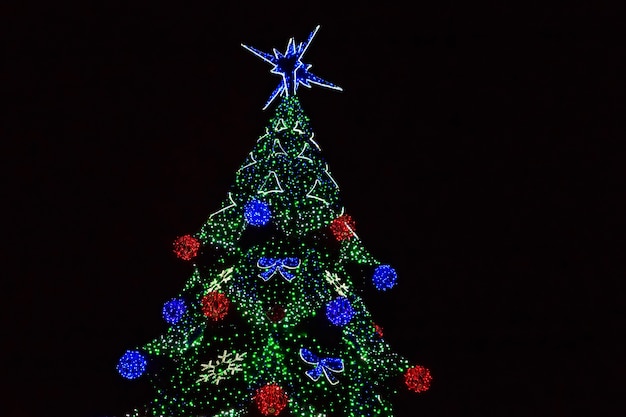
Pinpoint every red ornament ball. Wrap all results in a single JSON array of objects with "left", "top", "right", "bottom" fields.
[
  {"left": 330, "top": 214, "right": 356, "bottom": 241},
  {"left": 404, "top": 365, "right": 432, "bottom": 393},
  {"left": 267, "top": 305, "right": 286, "bottom": 323},
  {"left": 172, "top": 234, "right": 200, "bottom": 261},
  {"left": 201, "top": 291, "right": 230, "bottom": 322},
  {"left": 254, "top": 383, "right": 288, "bottom": 416},
  {"left": 372, "top": 322, "right": 384, "bottom": 338}
]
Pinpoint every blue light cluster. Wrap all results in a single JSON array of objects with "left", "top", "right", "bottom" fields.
[
  {"left": 325, "top": 296, "right": 355, "bottom": 327},
  {"left": 372, "top": 264, "right": 398, "bottom": 291},
  {"left": 244, "top": 198, "right": 272, "bottom": 226},
  {"left": 241, "top": 25, "right": 343, "bottom": 110},
  {"left": 162, "top": 297, "right": 187, "bottom": 325},
  {"left": 117, "top": 349, "right": 147, "bottom": 380}
]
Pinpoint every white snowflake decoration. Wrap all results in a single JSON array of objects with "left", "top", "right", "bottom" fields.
[
  {"left": 324, "top": 270, "right": 349, "bottom": 297},
  {"left": 197, "top": 350, "right": 247, "bottom": 385},
  {"left": 207, "top": 267, "right": 234, "bottom": 293}
]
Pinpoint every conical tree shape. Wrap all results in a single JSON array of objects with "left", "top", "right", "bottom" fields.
[
  {"left": 199, "top": 96, "right": 343, "bottom": 245},
  {"left": 113, "top": 27, "right": 431, "bottom": 417}
]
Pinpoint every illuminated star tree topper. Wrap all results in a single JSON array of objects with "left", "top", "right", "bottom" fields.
[{"left": 242, "top": 25, "right": 343, "bottom": 110}]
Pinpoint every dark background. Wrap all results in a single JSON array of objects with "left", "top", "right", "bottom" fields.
[{"left": 3, "top": 2, "right": 624, "bottom": 417}]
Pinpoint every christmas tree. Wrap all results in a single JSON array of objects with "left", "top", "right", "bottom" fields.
[{"left": 114, "top": 25, "right": 432, "bottom": 417}]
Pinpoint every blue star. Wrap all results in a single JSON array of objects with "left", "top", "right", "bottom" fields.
[{"left": 242, "top": 25, "right": 343, "bottom": 110}]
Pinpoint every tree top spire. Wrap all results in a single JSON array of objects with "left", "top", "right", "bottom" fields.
[{"left": 241, "top": 25, "right": 343, "bottom": 110}]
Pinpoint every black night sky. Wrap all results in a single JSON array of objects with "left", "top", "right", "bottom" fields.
[{"left": 4, "top": 2, "right": 623, "bottom": 417}]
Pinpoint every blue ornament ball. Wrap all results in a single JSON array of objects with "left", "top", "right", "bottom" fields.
[
  {"left": 162, "top": 297, "right": 187, "bottom": 325},
  {"left": 325, "top": 296, "right": 355, "bottom": 327},
  {"left": 117, "top": 349, "right": 147, "bottom": 380},
  {"left": 372, "top": 264, "right": 398, "bottom": 291},
  {"left": 244, "top": 198, "right": 271, "bottom": 226}
]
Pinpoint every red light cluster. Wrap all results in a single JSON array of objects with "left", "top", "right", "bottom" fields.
[
  {"left": 254, "top": 383, "right": 288, "bottom": 416},
  {"left": 201, "top": 291, "right": 230, "bottom": 322},
  {"left": 172, "top": 234, "right": 200, "bottom": 261},
  {"left": 404, "top": 365, "right": 432, "bottom": 393},
  {"left": 330, "top": 214, "right": 356, "bottom": 241}
]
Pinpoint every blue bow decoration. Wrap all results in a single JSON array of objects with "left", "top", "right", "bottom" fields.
[
  {"left": 299, "top": 348, "right": 344, "bottom": 385},
  {"left": 257, "top": 257, "right": 301, "bottom": 282}
]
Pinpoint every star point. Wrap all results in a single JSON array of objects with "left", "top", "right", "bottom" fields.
[{"left": 242, "top": 25, "right": 342, "bottom": 110}]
